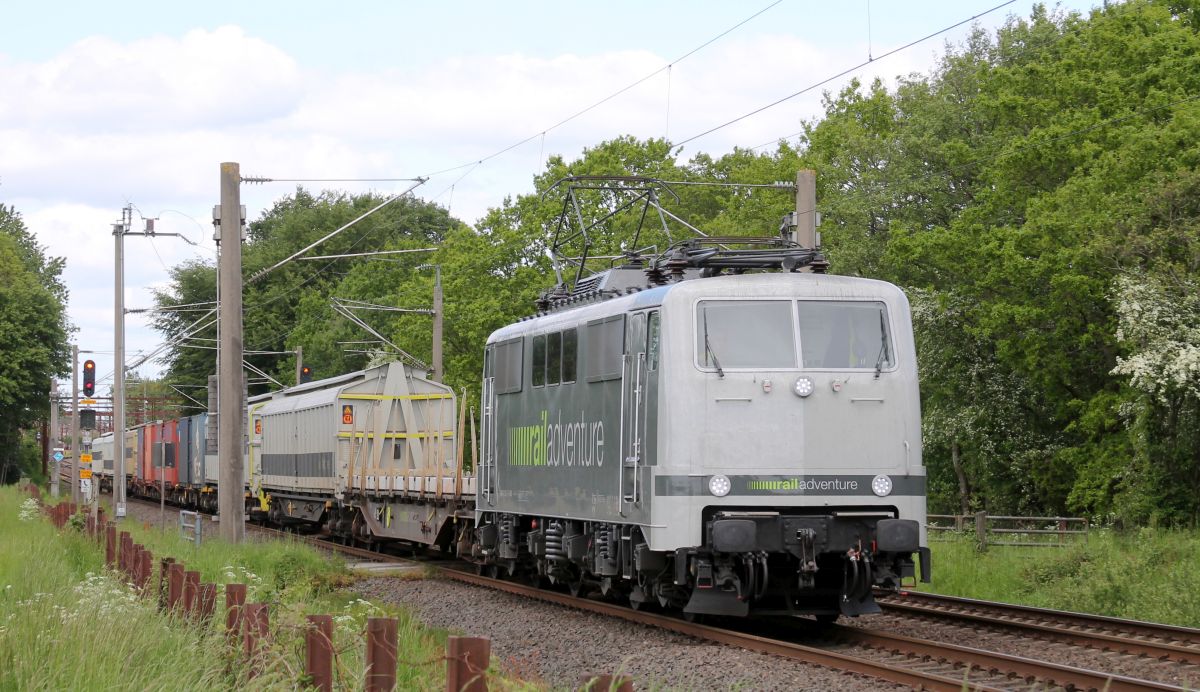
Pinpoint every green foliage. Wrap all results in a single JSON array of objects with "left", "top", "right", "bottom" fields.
[
  {"left": 802, "top": 0, "right": 1200, "bottom": 524},
  {"left": 0, "top": 205, "right": 70, "bottom": 484}
]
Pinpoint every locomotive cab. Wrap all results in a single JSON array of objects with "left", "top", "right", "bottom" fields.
[{"left": 643, "top": 273, "right": 930, "bottom": 618}]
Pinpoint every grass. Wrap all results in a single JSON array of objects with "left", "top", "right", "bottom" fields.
[
  {"left": 922, "top": 529, "right": 1200, "bottom": 627},
  {"left": 0, "top": 486, "right": 536, "bottom": 690}
]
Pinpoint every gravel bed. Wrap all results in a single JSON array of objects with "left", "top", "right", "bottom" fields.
[{"left": 353, "top": 576, "right": 899, "bottom": 691}]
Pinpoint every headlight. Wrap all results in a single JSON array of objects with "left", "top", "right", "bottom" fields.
[
  {"left": 871, "top": 474, "right": 893, "bottom": 497},
  {"left": 708, "top": 474, "right": 731, "bottom": 497},
  {"left": 793, "top": 376, "right": 814, "bottom": 398}
]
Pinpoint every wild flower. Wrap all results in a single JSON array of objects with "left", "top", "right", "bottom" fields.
[{"left": 18, "top": 498, "right": 40, "bottom": 522}]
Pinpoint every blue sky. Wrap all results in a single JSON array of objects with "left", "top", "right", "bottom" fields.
[{"left": 1, "top": 0, "right": 1098, "bottom": 394}]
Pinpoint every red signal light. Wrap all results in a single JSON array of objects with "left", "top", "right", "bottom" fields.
[{"left": 83, "top": 359, "right": 96, "bottom": 397}]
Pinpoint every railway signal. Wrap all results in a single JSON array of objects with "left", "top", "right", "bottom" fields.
[
  {"left": 83, "top": 359, "right": 96, "bottom": 397},
  {"left": 300, "top": 365, "right": 313, "bottom": 383}
]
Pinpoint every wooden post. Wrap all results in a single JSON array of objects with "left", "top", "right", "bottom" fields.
[
  {"left": 158, "top": 557, "right": 176, "bottom": 610},
  {"left": 365, "top": 617, "right": 398, "bottom": 692},
  {"left": 138, "top": 549, "right": 152, "bottom": 592},
  {"left": 446, "top": 636, "right": 490, "bottom": 692},
  {"left": 197, "top": 583, "right": 217, "bottom": 622},
  {"left": 105, "top": 523, "right": 116, "bottom": 567},
  {"left": 118, "top": 531, "right": 131, "bottom": 574},
  {"left": 305, "top": 615, "right": 334, "bottom": 692},
  {"left": 167, "top": 563, "right": 184, "bottom": 611},
  {"left": 184, "top": 570, "right": 200, "bottom": 616},
  {"left": 243, "top": 604, "right": 269, "bottom": 676},
  {"left": 225, "top": 583, "right": 247, "bottom": 641},
  {"left": 975, "top": 511, "right": 988, "bottom": 551}
]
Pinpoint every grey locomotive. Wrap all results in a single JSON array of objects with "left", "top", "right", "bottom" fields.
[{"left": 474, "top": 239, "right": 930, "bottom": 619}]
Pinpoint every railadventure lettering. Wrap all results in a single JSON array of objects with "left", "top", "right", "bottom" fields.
[
  {"left": 746, "top": 478, "right": 860, "bottom": 492},
  {"left": 509, "top": 410, "right": 605, "bottom": 468}
]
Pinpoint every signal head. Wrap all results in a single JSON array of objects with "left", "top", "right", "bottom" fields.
[{"left": 82, "top": 359, "right": 96, "bottom": 397}]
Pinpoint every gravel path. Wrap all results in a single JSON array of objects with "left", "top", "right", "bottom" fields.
[{"left": 353, "top": 576, "right": 897, "bottom": 691}]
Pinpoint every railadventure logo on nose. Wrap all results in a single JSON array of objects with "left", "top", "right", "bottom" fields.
[
  {"left": 509, "top": 410, "right": 606, "bottom": 467},
  {"left": 747, "top": 478, "right": 860, "bottom": 492}
]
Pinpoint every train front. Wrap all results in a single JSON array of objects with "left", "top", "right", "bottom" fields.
[{"left": 652, "top": 272, "right": 929, "bottom": 619}]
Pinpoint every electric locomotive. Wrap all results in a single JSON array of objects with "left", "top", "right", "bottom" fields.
[{"left": 473, "top": 235, "right": 930, "bottom": 619}]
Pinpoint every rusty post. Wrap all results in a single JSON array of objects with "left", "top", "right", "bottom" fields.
[
  {"left": 305, "top": 615, "right": 334, "bottom": 692},
  {"left": 243, "top": 604, "right": 270, "bottom": 676},
  {"left": 86, "top": 514, "right": 95, "bottom": 537},
  {"left": 225, "top": 583, "right": 247, "bottom": 642},
  {"left": 129, "top": 544, "right": 141, "bottom": 584},
  {"left": 446, "top": 636, "right": 490, "bottom": 692},
  {"left": 580, "top": 675, "right": 633, "bottom": 692},
  {"left": 105, "top": 523, "right": 116, "bottom": 567},
  {"left": 96, "top": 506, "right": 105, "bottom": 534},
  {"left": 198, "top": 583, "right": 217, "bottom": 622},
  {"left": 158, "top": 557, "right": 175, "bottom": 610},
  {"left": 119, "top": 531, "right": 132, "bottom": 576},
  {"left": 365, "top": 617, "right": 398, "bottom": 692},
  {"left": 167, "top": 563, "right": 184, "bottom": 611},
  {"left": 138, "top": 549, "right": 152, "bottom": 592},
  {"left": 184, "top": 570, "right": 200, "bottom": 616}
]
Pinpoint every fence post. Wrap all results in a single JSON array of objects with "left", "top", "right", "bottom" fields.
[
  {"left": 131, "top": 544, "right": 142, "bottom": 584},
  {"left": 243, "top": 604, "right": 270, "bottom": 677},
  {"left": 225, "top": 583, "right": 247, "bottom": 642},
  {"left": 197, "top": 583, "right": 217, "bottom": 622},
  {"left": 105, "top": 523, "right": 116, "bottom": 567},
  {"left": 138, "top": 549, "right": 152, "bottom": 593},
  {"left": 168, "top": 563, "right": 185, "bottom": 611},
  {"left": 118, "top": 531, "right": 131, "bottom": 574},
  {"left": 975, "top": 511, "right": 987, "bottom": 551},
  {"left": 446, "top": 636, "right": 490, "bottom": 692},
  {"left": 184, "top": 570, "right": 200, "bottom": 616},
  {"left": 366, "top": 617, "right": 398, "bottom": 692},
  {"left": 158, "top": 557, "right": 176, "bottom": 610},
  {"left": 305, "top": 615, "right": 334, "bottom": 692}
]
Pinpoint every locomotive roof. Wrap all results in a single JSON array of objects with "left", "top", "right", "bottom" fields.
[{"left": 488, "top": 271, "right": 906, "bottom": 344}]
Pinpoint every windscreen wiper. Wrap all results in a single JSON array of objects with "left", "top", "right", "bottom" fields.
[
  {"left": 874, "top": 308, "right": 890, "bottom": 379},
  {"left": 703, "top": 308, "right": 724, "bottom": 378}
]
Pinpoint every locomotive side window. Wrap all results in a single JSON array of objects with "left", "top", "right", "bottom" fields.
[
  {"left": 585, "top": 314, "right": 625, "bottom": 382},
  {"left": 532, "top": 334, "right": 547, "bottom": 387},
  {"left": 647, "top": 311, "right": 660, "bottom": 371},
  {"left": 494, "top": 338, "right": 524, "bottom": 394},
  {"left": 797, "top": 301, "right": 894, "bottom": 370},
  {"left": 547, "top": 331, "right": 562, "bottom": 385},
  {"left": 696, "top": 300, "right": 796, "bottom": 369},
  {"left": 561, "top": 328, "right": 578, "bottom": 383}
]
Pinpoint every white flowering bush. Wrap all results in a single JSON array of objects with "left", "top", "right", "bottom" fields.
[
  {"left": 221, "top": 564, "right": 266, "bottom": 600},
  {"left": 333, "top": 597, "right": 382, "bottom": 637},
  {"left": 1111, "top": 274, "right": 1200, "bottom": 404},
  {"left": 17, "top": 498, "right": 39, "bottom": 522}
]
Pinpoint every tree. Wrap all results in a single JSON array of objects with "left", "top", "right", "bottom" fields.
[{"left": 0, "top": 205, "right": 70, "bottom": 483}]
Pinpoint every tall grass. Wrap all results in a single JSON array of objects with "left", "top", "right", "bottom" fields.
[
  {"left": 0, "top": 488, "right": 499, "bottom": 690},
  {"left": 925, "top": 529, "right": 1200, "bottom": 627}
]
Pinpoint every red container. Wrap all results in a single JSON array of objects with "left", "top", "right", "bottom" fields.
[{"left": 141, "top": 421, "right": 180, "bottom": 488}]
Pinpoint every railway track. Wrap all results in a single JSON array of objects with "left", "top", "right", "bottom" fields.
[{"left": 880, "top": 590, "right": 1200, "bottom": 666}]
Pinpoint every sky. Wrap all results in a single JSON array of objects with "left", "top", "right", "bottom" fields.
[{"left": 1, "top": 0, "right": 1099, "bottom": 395}]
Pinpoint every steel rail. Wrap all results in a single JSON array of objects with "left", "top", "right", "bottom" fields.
[
  {"left": 881, "top": 591, "right": 1200, "bottom": 665},
  {"left": 834, "top": 626, "right": 1184, "bottom": 691},
  {"left": 437, "top": 568, "right": 991, "bottom": 692}
]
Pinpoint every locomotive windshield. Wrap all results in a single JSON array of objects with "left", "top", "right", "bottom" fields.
[
  {"left": 695, "top": 299, "right": 894, "bottom": 371},
  {"left": 697, "top": 300, "right": 797, "bottom": 369},
  {"left": 797, "top": 301, "right": 894, "bottom": 370}
]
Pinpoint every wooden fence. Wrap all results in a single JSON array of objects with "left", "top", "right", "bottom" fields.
[{"left": 928, "top": 512, "right": 1088, "bottom": 548}]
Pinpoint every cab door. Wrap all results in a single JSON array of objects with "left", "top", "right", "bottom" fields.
[{"left": 619, "top": 311, "right": 647, "bottom": 514}]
